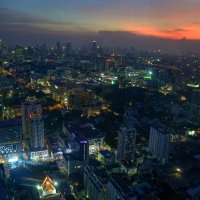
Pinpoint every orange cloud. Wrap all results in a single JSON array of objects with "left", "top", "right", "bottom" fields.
[{"left": 123, "top": 23, "right": 200, "bottom": 39}]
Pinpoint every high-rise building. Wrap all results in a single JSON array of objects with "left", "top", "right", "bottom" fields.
[
  {"left": 0, "top": 39, "right": 8, "bottom": 58},
  {"left": 56, "top": 41, "right": 61, "bottom": 51},
  {"left": 21, "top": 97, "right": 48, "bottom": 160},
  {"left": 92, "top": 40, "right": 97, "bottom": 55},
  {"left": 107, "top": 174, "right": 137, "bottom": 200},
  {"left": 56, "top": 41, "right": 62, "bottom": 57},
  {"left": 0, "top": 93, "right": 3, "bottom": 121},
  {"left": 123, "top": 103, "right": 138, "bottom": 127},
  {"left": 64, "top": 41, "right": 72, "bottom": 58},
  {"left": 31, "top": 118, "right": 44, "bottom": 149},
  {"left": 188, "top": 89, "right": 200, "bottom": 125},
  {"left": 148, "top": 122, "right": 171, "bottom": 164},
  {"left": 21, "top": 96, "right": 42, "bottom": 144},
  {"left": 66, "top": 41, "right": 72, "bottom": 52},
  {"left": 84, "top": 160, "right": 108, "bottom": 200},
  {"left": 117, "top": 126, "right": 137, "bottom": 161},
  {"left": 15, "top": 46, "right": 24, "bottom": 60}
]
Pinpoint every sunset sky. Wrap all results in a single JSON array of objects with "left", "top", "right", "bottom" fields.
[{"left": 0, "top": 0, "right": 200, "bottom": 43}]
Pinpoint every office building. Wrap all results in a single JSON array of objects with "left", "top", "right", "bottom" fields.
[
  {"left": 21, "top": 96, "right": 42, "bottom": 142},
  {"left": 123, "top": 103, "right": 138, "bottom": 127},
  {"left": 117, "top": 126, "right": 137, "bottom": 161},
  {"left": 0, "top": 94, "right": 2, "bottom": 121},
  {"left": 21, "top": 97, "right": 48, "bottom": 160},
  {"left": 31, "top": 118, "right": 44, "bottom": 149},
  {"left": 15, "top": 46, "right": 24, "bottom": 60},
  {"left": 84, "top": 159, "right": 108, "bottom": 200},
  {"left": 62, "top": 154, "right": 85, "bottom": 176},
  {"left": 107, "top": 174, "right": 137, "bottom": 200},
  {"left": 189, "top": 89, "right": 200, "bottom": 125},
  {"left": 148, "top": 122, "right": 171, "bottom": 164},
  {"left": 66, "top": 123, "right": 104, "bottom": 157}
]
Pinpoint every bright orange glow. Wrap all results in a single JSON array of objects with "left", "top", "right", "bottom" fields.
[{"left": 123, "top": 23, "right": 200, "bottom": 40}]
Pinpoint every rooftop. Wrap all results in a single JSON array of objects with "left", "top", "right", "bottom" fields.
[
  {"left": 67, "top": 124, "right": 104, "bottom": 141},
  {"left": 110, "top": 174, "right": 136, "bottom": 198},
  {"left": 99, "top": 150, "right": 114, "bottom": 158}
]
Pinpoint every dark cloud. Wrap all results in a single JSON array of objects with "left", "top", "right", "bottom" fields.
[
  {"left": 0, "top": 7, "right": 50, "bottom": 25},
  {"left": 97, "top": 31, "right": 200, "bottom": 52},
  {"left": 160, "top": 28, "right": 187, "bottom": 34},
  {"left": 0, "top": 7, "right": 85, "bottom": 33}
]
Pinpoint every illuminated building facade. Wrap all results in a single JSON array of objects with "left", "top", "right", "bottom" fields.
[
  {"left": 21, "top": 97, "right": 48, "bottom": 160},
  {"left": 21, "top": 96, "right": 42, "bottom": 144},
  {"left": 0, "top": 119, "right": 22, "bottom": 163},
  {"left": 36, "top": 176, "right": 58, "bottom": 198},
  {"left": 66, "top": 123, "right": 104, "bottom": 158}
]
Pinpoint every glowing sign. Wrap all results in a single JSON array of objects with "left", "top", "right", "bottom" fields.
[{"left": 187, "top": 84, "right": 199, "bottom": 88}]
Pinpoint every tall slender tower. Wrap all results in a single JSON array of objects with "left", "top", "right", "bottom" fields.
[
  {"left": 21, "top": 96, "right": 44, "bottom": 149},
  {"left": 117, "top": 126, "right": 137, "bottom": 161},
  {"left": 0, "top": 93, "right": 3, "bottom": 121},
  {"left": 117, "top": 104, "right": 137, "bottom": 161},
  {"left": 123, "top": 102, "right": 138, "bottom": 127},
  {"left": 189, "top": 89, "right": 200, "bottom": 125}
]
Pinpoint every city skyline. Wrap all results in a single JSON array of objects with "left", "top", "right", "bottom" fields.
[
  {"left": 0, "top": 13, "right": 200, "bottom": 198},
  {"left": 0, "top": 0, "right": 200, "bottom": 46}
]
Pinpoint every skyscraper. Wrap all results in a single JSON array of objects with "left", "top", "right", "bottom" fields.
[
  {"left": 189, "top": 89, "right": 200, "bottom": 125},
  {"left": 92, "top": 40, "right": 97, "bottom": 55},
  {"left": 64, "top": 41, "right": 72, "bottom": 58},
  {"left": 148, "top": 122, "right": 171, "bottom": 164},
  {"left": 123, "top": 103, "right": 138, "bottom": 127},
  {"left": 66, "top": 41, "right": 72, "bottom": 52},
  {"left": 117, "top": 126, "right": 137, "bottom": 161},
  {"left": 0, "top": 93, "right": 3, "bottom": 121},
  {"left": 31, "top": 118, "right": 44, "bottom": 149},
  {"left": 56, "top": 41, "right": 61, "bottom": 51},
  {"left": 117, "top": 104, "right": 137, "bottom": 161},
  {"left": 21, "top": 97, "right": 47, "bottom": 160}
]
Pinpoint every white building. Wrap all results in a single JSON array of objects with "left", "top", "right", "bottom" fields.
[
  {"left": 21, "top": 97, "right": 48, "bottom": 161},
  {"left": 148, "top": 123, "right": 171, "bottom": 164},
  {"left": 84, "top": 161, "right": 108, "bottom": 200}
]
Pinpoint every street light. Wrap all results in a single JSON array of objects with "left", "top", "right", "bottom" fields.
[
  {"left": 36, "top": 185, "right": 40, "bottom": 189},
  {"left": 148, "top": 71, "right": 153, "bottom": 75},
  {"left": 176, "top": 168, "right": 181, "bottom": 172}
]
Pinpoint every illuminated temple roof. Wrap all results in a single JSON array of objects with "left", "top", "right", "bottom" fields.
[{"left": 42, "top": 176, "right": 56, "bottom": 192}]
